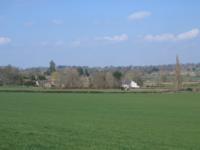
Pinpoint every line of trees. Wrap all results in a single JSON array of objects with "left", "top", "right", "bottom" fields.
[
  {"left": 0, "top": 56, "right": 197, "bottom": 90},
  {"left": 50, "top": 66, "right": 124, "bottom": 89},
  {"left": 46, "top": 60, "right": 146, "bottom": 89}
]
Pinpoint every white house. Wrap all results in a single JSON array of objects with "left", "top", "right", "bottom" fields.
[
  {"left": 130, "top": 81, "right": 140, "bottom": 88},
  {"left": 121, "top": 80, "right": 140, "bottom": 90}
]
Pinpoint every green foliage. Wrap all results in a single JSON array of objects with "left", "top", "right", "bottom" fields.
[
  {"left": 77, "top": 67, "right": 84, "bottom": 76},
  {"left": 134, "top": 76, "right": 144, "bottom": 86},
  {"left": 112, "top": 71, "right": 122, "bottom": 81},
  {"left": 38, "top": 75, "right": 46, "bottom": 80},
  {"left": 77, "top": 67, "right": 90, "bottom": 77},
  {"left": 47, "top": 60, "right": 56, "bottom": 75},
  {"left": 0, "top": 93, "right": 200, "bottom": 149},
  {"left": 85, "top": 69, "right": 90, "bottom": 77},
  {"left": 147, "top": 67, "right": 160, "bottom": 74}
]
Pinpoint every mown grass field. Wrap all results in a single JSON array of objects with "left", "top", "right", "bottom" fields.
[{"left": 0, "top": 92, "right": 200, "bottom": 150}]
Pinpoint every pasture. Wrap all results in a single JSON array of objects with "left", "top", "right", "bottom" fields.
[{"left": 0, "top": 92, "right": 200, "bottom": 150}]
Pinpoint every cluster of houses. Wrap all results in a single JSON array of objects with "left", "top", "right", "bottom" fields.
[{"left": 35, "top": 76, "right": 56, "bottom": 88}]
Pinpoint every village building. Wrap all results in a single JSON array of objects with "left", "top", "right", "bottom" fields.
[{"left": 121, "top": 80, "right": 140, "bottom": 90}]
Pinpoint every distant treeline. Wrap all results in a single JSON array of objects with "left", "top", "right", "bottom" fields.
[{"left": 0, "top": 60, "right": 200, "bottom": 89}]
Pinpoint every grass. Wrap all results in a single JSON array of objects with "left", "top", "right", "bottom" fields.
[
  {"left": 0, "top": 86, "right": 172, "bottom": 94},
  {"left": 0, "top": 93, "right": 200, "bottom": 150}
]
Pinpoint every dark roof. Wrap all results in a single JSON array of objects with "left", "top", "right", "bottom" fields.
[{"left": 122, "top": 80, "right": 131, "bottom": 85}]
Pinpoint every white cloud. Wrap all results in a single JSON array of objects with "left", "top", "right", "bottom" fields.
[
  {"left": 177, "top": 29, "right": 199, "bottom": 40},
  {"left": 97, "top": 34, "right": 129, "bottom": 42},
  {"left": 128, "top": 11, "right": 151, "bottom": 21},
  {"left": 144, "top": 28, "right": 200, "bottom": 42},
  {"left": 69, "top": 34, "right": 129, "bottom": 48},
  {"left": 0, "top": 37, "right": 11, "bottom": 45},
  {"left": 144, "top": 34, "right": 176, "bottom": 42},
  {"left": 52, "top": 19, "right": 63, "bottom": 25}
]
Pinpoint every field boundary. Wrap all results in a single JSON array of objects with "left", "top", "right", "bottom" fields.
[{"left": 0, "top": 88, "right": 190, "bottom": 94}]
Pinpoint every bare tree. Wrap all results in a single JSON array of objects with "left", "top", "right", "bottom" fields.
[
  {"left": 0, "top": 65, "right": 22, "bottom": 85},
  {"left": 105, "top": 72, "right": 115, "bottom": 88},
  {"left": 175, "top": 55, "right": 182, "bottom": 90},
  {"left": 50, "top": 68, "right": 81, "bottom": 88},
  {"left": 80, "top": 76, "right": 90, "bottom": 88},
  {"left": 51, "top": 71, "right": 61, "bottom": 88},
  {"left": 159, "top": 66, "right": 167, "bottom": 85},
  {"left": 64, "top": 68, "right": 81, "bottom": 88},
  {"left": 90, "top": 71, "right": 107, "bottom": 89}
]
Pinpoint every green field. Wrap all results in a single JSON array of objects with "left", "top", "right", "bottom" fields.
[{"left": 0, "top": 93, "right": 200, "bottom": 150}]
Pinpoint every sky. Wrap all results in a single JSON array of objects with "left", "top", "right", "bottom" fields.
[{"left": 0, "top": 0, "right": 200, "bottom": 68}]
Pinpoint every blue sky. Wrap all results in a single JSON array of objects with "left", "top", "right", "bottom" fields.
[{"left": 0, "top": 0, "right": 200, "bottom": 68}]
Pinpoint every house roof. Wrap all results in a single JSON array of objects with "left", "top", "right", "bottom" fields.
[{"left": 122, "top": 80, "right": 136, "bottom": 85}]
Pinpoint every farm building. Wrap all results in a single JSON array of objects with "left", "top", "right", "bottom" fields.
[{"left": 121, "top": 80, "right": 140, "bottom": 90}]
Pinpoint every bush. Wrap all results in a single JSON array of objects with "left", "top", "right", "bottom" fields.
[
  {"left": 0, "top": 80, "right": 3, "bottom": 86},
  {"left": 24, "top": 81, "right": 36, "bottom": 86},
  {"left": 185, "top": 88, "right": 193, "bottom": 92}
]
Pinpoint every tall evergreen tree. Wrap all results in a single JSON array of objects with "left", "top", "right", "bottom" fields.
[{"left": 49, "top": 60, "right": 56, "bottom": 75}]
